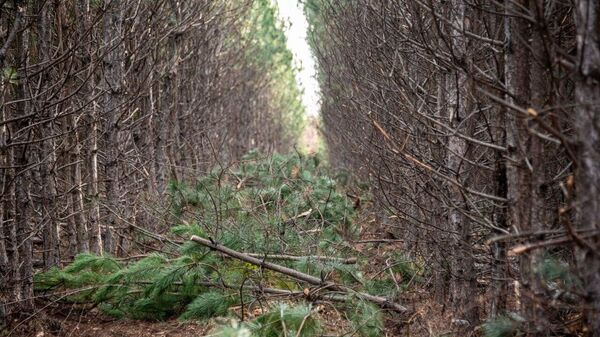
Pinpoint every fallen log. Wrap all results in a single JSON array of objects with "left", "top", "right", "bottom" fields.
[{"left": 190, "top": 235, "right": 408, "bottom": 312}]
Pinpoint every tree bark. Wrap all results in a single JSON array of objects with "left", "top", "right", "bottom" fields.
[
  {"left": 88, "top": 103, "right": 103, "bottom": 254},
  {"left": 504, "top": 0, "right": 533, "bottom": 318},
  {"left": 446, "top": 0, "right": 478, "bottom": 325},
  {"left": 574, "top": 0, "right": 600, "bottom": 333},
  {"left": 12, "top": 1, "right": 33, "bottom": 306},
  {"left": 72, "top": 118, "right": 90, "bottom": 253},
  {"left": 101, "top": 0, "right": 124, "bottom": 254}
]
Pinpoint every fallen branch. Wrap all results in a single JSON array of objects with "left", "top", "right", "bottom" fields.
[
  {"left": 245, "top": 253, "right": 357, "bottom": 264},
  {"left": 134, "top": 279, "right": 349, "bottom": 303},
  {"left": 190, "top": 235, "right": 408, "bottom": 312},
  {"left": 191, "top": 235, "right": 323, "bottom": 284}
]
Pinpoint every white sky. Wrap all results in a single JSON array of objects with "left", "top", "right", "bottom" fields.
[{"left": 276, "top": 0, "right": 320, "bottom": 117}]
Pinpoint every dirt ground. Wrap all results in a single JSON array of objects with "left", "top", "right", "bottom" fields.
[{"left": 4, "top": 311, "right": 211, "bottom": 337}]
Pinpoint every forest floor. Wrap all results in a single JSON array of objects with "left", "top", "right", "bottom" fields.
[
  {"left": 4, "top": 153, "right": 457, "bottom": 337},
  {"left": 6, "top": 211, "right": 451, "bottom": 337}
]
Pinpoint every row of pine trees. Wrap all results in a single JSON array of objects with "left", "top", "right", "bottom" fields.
[
  {"left": 306, "top": 0, "right": 600, "bottom": 334},
  {"left": 0, "top": 0, "right": 304, "bottom": 315}
]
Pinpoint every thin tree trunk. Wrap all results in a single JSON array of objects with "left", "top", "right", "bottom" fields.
[
  {"left": 40, "top": 127, "right": 60, "bottom": 266},
  {"left": 434, "top": 72, "right": 451, "bottom": 304},
  {"left": 504, "top": 0, "right": 532, "bottom": 316},
  {"left": 63, "top": 118, "right": 79, "bottom": 258},
  {"left": 527, "top": 1, "right": 551, "bottom": 331},
  {"left": 574, "top": 0, "right": 600, "bottom": 333},
  {"left": 89, "top": 103, "right": 103, "bottom": 254},
  {"left": 155, "top": 72, "right": 169, "bottom": 194},
  {"left": 71, "top": 116, "right": 89, "bottom": 253},
  {"left": 18, "top": 70, "right": 33, "bottom": 307},
  {"left": 101, "top": 0, "right": 124, "bottom": 254},
  {"left": 78, "top": 0, "right": 102, "bottom": 255},
  {"left": 0, "top": 103, "right": 15, "bottom": 316},
  {"left": 447, "top": 0, "right": 478, "bottom": 325},
  {"left": 13, "top": 10, "right": 33, "bottom": 306},
  {"left": 37, "top": 0, "right": 61, "bottom": 268}
]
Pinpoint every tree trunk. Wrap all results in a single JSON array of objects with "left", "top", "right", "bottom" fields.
[
  {"left": 526, "top": 1, "right": 552, "bottom": 331},
  {"left": 574, "top": 0, "right": 600, "bottom": 333},
  {"left": 447, "top": 0, "right": 478, "bottom": 325},
  {"left": 37, "top": 0, "right": 61, "bottom": 268},
  {"left": 63, "top": 117, "right": 79, "bottom": 258},
  {"left": 101, "top": 0, "right": 124, "bottom": 254},
  {"left": 13, "top": 6, "right": 33, "bottom": 306},
  {"left": 71, "top": 117, "right": 89, "bottom": 253},
  {"left": 0, "top": 94, "right": 16, "bottom": 316},
  {"left": 504, "top": 0, "right": 532, "bottom": 318},
  {"left": 89, "top": 103, "right": 103, "bottom": 254},
  {"left": 40, "top": 124, "right": 60, "bottom": 266}
]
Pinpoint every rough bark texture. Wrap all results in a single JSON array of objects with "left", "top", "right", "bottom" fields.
[{"left": 575, "top": 0, "right": 600, "bottom": 333}]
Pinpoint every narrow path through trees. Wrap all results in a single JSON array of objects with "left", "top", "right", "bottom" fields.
[{"left": 1, "top": 0, "right": 600, "bottom": 336}]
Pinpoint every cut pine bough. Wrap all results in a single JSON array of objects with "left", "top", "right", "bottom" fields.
[{"left": 190, "top": 235, "right": 408, "bottom": 313}]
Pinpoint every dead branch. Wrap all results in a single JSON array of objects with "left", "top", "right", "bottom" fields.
[
  {"left": 190, "top": 235, "right": 408, "bottom": 312},
  {"left": 245, "top": 253, "right": 357, "bottom": 264}
]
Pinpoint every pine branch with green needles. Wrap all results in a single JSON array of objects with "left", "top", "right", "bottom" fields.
[{"left": 34, "top": 152, "right": 409, "bottom": 336}]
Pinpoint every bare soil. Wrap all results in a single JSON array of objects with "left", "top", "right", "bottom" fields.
[{"left": 3, "top": 309, "right": 211, "bottom": 337}]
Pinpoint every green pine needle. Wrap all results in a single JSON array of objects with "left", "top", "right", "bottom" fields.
[
  {"left": 179, "top": 291, "right": 235, "bottom": 320},
  {"left": 348, "top": 300, "right": 384, "bottom": 337},
  {"left": 253, "top": 303, "right": 321, "bottom": 337}
]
